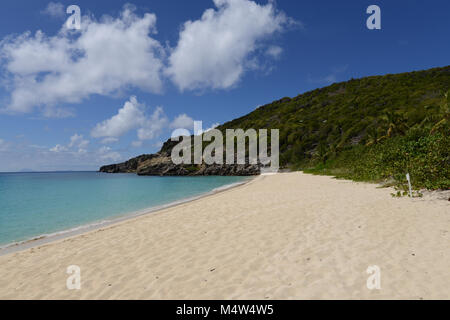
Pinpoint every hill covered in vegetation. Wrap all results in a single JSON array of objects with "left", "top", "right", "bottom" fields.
[
  {"left": 101, "top": 66, "right": 449, "bottom": 190},
  {"left": 217, "top": 66, "right": 449, "bottom": 190}
]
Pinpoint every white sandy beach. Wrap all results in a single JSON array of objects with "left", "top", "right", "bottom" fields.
[{"left": 0, "top": 172, "right": 449, "bottom": 300}]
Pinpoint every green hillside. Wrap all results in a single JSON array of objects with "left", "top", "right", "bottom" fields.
[{"left": 218, "top": 66, "right": 450, "bottom": 190}]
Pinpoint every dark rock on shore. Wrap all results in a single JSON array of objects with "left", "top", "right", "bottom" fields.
[{"left": 99, "top": 139, "right": 260, "bottom": 176}]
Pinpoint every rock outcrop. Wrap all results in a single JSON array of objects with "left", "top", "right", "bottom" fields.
[{"left": 99, "top": 139, "right": 261, "bottom": 176}]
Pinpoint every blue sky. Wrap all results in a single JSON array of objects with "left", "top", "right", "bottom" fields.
[{"left": 0, "top": 0, "right": 449, "bottom": 172}]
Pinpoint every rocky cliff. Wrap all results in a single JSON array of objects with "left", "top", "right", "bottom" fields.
[{"left": 99, "top": 139, "right": 261, "bottom": 176}]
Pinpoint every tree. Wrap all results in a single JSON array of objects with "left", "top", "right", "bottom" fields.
[{"left": 430, "top": 91, "right": 450, "bottom": 134}]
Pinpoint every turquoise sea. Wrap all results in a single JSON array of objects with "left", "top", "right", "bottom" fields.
[{"left": 0, "top": 172, "right": 248, "bottom": 246}]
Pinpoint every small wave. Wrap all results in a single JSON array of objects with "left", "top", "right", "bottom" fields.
[
  {"left": 211, "top": 180, "right": 248, "bottom": 192},
  {"left": 0, "top": 177, "right": 254, "bottom": 255},
  {"left": 0, "top": 219, "right": 115, "bottom": 251}
]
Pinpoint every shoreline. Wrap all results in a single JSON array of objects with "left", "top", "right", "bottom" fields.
[
  {"left": 1, "top": 172, "right": 448, "bottom": 299},
  {"left": 0, "top": 176, "right": 256, "bottom": 257}
]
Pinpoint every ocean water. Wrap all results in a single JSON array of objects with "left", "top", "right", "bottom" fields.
[{"left": 0, "top": 172, "right": 248, "bottom": 246}]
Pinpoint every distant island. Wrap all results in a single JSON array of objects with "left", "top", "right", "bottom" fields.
[
  {"left": 101, "top": 66, "right": 449, "bottom": 190},
  {"left": 18, "top": 169, "right": 36, "bottom": 173}
]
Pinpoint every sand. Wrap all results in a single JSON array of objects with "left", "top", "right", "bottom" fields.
[{"left": 0, "top": 172, "right": 449, "bottom": 300}]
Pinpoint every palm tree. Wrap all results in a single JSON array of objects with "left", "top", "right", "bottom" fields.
[
  {"left": 430, "top": 90, "right": 450, "bottom": 134},
  {"left": 378, "top": 111, "right": 409, "bottom": 141},
  {"left": 365, "top": 124, "right": 381, "bottom": 146},
  {"left": 420, "top": 105, "right": 441, "bottom": 127}
]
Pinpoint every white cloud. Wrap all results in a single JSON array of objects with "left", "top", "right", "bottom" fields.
[
  {"left": 166, "top": 0, "right": 293, "bottom": 91},
  {"left": 98, "top": 146, "right": 121, "bottom": 162},
  {"left": 50, "top": 138, "right": 121, "bottom": 163},
  {"left": 0, "top": 138, "right": 127, "bottom": 171},
  {"left": 41, "top": 2, "right": 66, "bottom": 19},
  {"left": 266, "top": 45, "right": 283, "bottom": 59},
  {"left": 0, "top": 2, "right": 295, "bottom": 117},
  {"left": 68, "top": 133, "right": 89, "bottom": 149},
  {"left": 91, "top": 96, "right": 169, "bottom": 142},
  {"left": 307, "top": 65, "right": 349, "bottom": 85},
  {"left": 42, "top": 106, "right": 75, "bottom": 119},
  {"left": 0, "top": 6, "right": 164, "bottom": 116},
  {"left": 131, "top": 140, "right": 143, "bottom": 148},
  {"left": 50, "top": 133, "right": 89, "bottom": 153},
  {"left": 323, "top": 74, "right": 337, "bottom": 84},
  {"left": 196, "top": 122, "right": 220, "bottom": 135},
  {"left": 170, "top": 113, "right": 195, "bottom": 129},
  {"left": 206, "top": 122, "right": 220, "bottom": 131},
  {"left": 101, "top": 137, "right": 119, "bottom": 144},
  {"left": 91, "top": 96, "right": 145, "bottom": 138},
  {"left": 0, "top": 138, "right": 10, "bottom": 151},
  {"left": 69, "top": 134, "right": 83, "bottom": 147},
  {"left": 137, "top": 106, "right": 168, "bottom": 140},
  {"left": 89, "top": 96, "right": 176, "bottom": 145},
  {"left": 49, "top": 144, "right": 68, "bottom": 153}
]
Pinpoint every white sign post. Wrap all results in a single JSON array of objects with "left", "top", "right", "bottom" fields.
[{"left": 406, "top": 173, "right": 412, "bottom": 198}]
